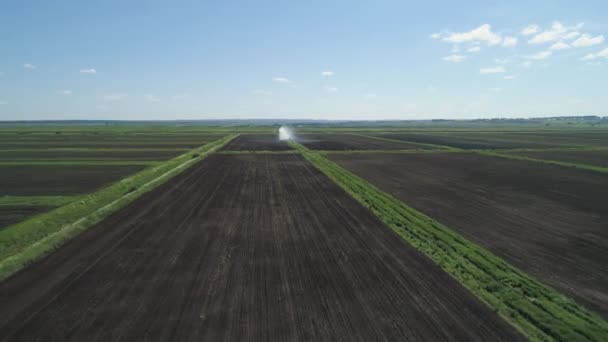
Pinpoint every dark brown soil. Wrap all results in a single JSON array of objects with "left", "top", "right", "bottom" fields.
[
  {"left": 0, "top": 154, "right": 522, "bottom": 341},
  {"left": 330, "top": 152, "right": 608, "bottom": 317},
  {"left": 0, "top": 165, "right": 146, "bottom": 196},
  {"left": 369, "top": 133, "right": 561, "bottom": 149},
  {"left": 0, "top": 150, "right": 185, "bottom": 161},
  {"left": 508, "top": 150, "right": 608, "bottom": 167},
  {"left": 297, "top": 134, "right": 434, "bottom": 150},
  {"left": 221, "top": 134, "right": 292, "bottom": 151},
  {"left": 0, "top": 206, "right": 53, "bottom": 230}
]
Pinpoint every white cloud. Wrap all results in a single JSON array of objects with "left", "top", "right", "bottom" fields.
[
  {"left": 321, "top": 71, "right": 334, "bottom": 77},
  {"left": 451, "top": 45, "right": 461, "bottom": 53},
  {"left": 58, "top": 90, "right": 72, "bottom": 95},
  {"left": 430, "top": 33, "right": 441, "bottom": 39},
  {"left": 502, "top": 36, "right": 518, "bottom": 47},
  {"left": 252, "top": 89, "right": 272, "bottom": 96},
  {"left": 23, "top": 63, "right": 36, "bottom": 69},
  {"left": 323, "top": 86, "right": 339, "bottom": 93},
  {"left": 494, "top": 58, "right": 509, "bottom": 64},
  {"left": 103, "top": 94, "right": 127, "bottom": 101},
  {"left": 443, "top": 54, "right": 466, "bottom": 63},
  {"left": 571, "top": 34, "right": 604, "bottom": 47},
  {"left": 144, "top": 94, "right": 160, "bottom": 102},
  {"left": 550, "top": 41, "right": 570, "bottom": 50},
  {"left": 273, "top": 77, "right": 291, "bottom": 84},
  {"left": 441, "top": 24, "right": 502, "bottom": 45},
  {"left": 581, "top": 48, "right": 608, "bottom": 61},
  {"left": 467, "top": 46, "right": 481, "bottom": 53},
  {"left": 480, "top": 66, "right": 506, "bottom": 74},
  {"left": 528, "top": 21, "right": 583, "bottom": 44},
  {"left": 504, "top": 75, "right": 516, "bottom": 80},
  {"left": 521, "top": 24, "right": 539, "bottom": 36},
  {"left": 527, "top": 50, "right": 552, "bottom": 60},
  {"left": 80, "top": 68, "right": 97, "bottom": 74},
  {"left": 521, "top": 61, "right": 533, "bottom": 68}
]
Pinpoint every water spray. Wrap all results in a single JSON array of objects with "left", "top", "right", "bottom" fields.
[{"left": 278, "top": 126, "right": 294, "bottom": 141}]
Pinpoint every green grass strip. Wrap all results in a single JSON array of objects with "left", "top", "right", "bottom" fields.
[
  {"left": 0, "top": 196, "right": 80, "bottom": 207},
  {"left": 289, "top": 140, "right": 608, "bottom": 341},
  {"left": 480, "top": 151, "right": 608, "bottom": 174},
  {"left": 0, "top": 134, "right": 237, "bottom": 280},
  {"left": 216, "top": 150, "right": 300, "bottom": 154},
  {"left": 0, "top": 160, "right": 161, "bottom": 166}
]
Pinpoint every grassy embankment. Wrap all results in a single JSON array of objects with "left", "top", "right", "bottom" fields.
[
  {"left": 290, "top": 140, "right": 608, "bottom": 341},
  {"left": 0, "top": 134, "right": 237, "bottom": 280}
]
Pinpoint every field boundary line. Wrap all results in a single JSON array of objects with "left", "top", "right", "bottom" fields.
[
  {"left": 289, "top": 140, "right": 608, "bottom": 341},
  {"left": 0, "top": 134, "right": 238, "bottom": 280},
  {"left": 0, "top": 160, "right": 161, "bottom": 166},
  {"left": 479, "top": 151, "right": 608, "bottom": 174},
  {"left": 349, "top": 133, "right": 457, "bottom": 150}
]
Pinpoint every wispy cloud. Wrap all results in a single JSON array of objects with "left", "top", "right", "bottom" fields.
[
  {"left": 252, "top": 89, "right": 272, "bottom": 96},
  {"left": 321, "top": 71, "right": 334, "bottom": 77},
  {"left": 504, "top": 75, "right": 517, "bottom": 80},
  {"left": 172, "top": 93, "right": 190, "bottom": 100},
  {"left": 144, "top": 94, "right": 160, "bottom": 102},
  {"left": 521, "top": 24, "right": 539, "bottom": 36},
  {"left": 23, "top": 63, "right": 36, "bottom": 69},
  {"left": 443, "top": 54, "right": 466, "bottom": 63},
  {"left": 273, "top": 77, "right": 291, "bottom": 84},
  {"left": 550, "top": 41, "right": 570, "bottom": 50},
  {"left": 571, "top": 34, "right": 604, "bottom": 47},
  {"left": 528, "top": 21, "right": 583, "bottom": 44},
  {"left": 581, "top": 48, "right": 608, "bottom": 61},
  {"left": 323, "top": 86, "right": 339, "bottom": 93},
  {"left": 80, "top": 68, "right": 97, "bottom": 74},
  {"left": 467, "top": 46, "right": 481, "bottom": 53},
  {"left": 480, "top": 66, "right": 506, "bottom": 74},
  {"left": 502, "top": 36, "right": 518, "bottom": 47},
  {"left": 58, "top": 90, "right": 72, "bottom": 95},
  {"left": 363, "top": 93, "right": 377, "bottom": 100},
  {"left": 438, "top": 24, "right": 502, "bottom": 45}
]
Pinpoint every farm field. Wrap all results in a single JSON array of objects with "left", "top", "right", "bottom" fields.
[
  {"left": 221, "top": 133, "right": 293, "bottom": 151},
  {"left": 329, "top": 151, "right": 608, "bottom": 317},
  {"left": 363, "top": 132, "right": 574, "bottom": 149},
  {"left": 505, "top": 149, "right": 608, "bottom": 168},
  {"left": 0, "top": 153, "right": 522, "bottom": 341},
  {"left": 296, "top": 133, "right": 438, "bottom": 150},
  {"left": 0, "top": 130, "right": 229, "bottom": 230}
]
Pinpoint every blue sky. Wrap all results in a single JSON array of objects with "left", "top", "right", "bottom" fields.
[{"left": 1, "top": 0, "right": 607, "bottom": 120}]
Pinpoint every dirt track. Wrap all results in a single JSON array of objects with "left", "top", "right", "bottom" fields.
[
  {"left": 0, "top": 154, "right": 521, "bottom": 341},
  {"left": 331, "top": 152, "right": 608, "bottom": 317}
]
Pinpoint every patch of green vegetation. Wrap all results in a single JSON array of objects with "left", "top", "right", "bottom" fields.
[
  {"left": 480, "top": 151, "right": 608, "bottom": 174},
  {"left": 289, "top": 140, "right": 608, "bottom": 341},
  {"left": 0, "top": 134, "right": 237, "bottom": 280},
  {"left": 216, "top": 150, "right": 300, "bottom": 154},
  {"left": 0, "top": 195, "right": 80, "bottom": 207}
]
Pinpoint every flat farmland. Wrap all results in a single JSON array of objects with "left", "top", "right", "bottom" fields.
[
  {"left": 505, "top": 149, "right": 608, "bottom": 168},
  {"left": 0, "top": 165, "right": 146, "bottom": 195},
  {"left": 330, "top": 152, "right": 608, "bottom": 317},
  {"left": 0, "top": 149, "right": 187, "bottom": 161},
  {"left": 221, "top": 134, "right": 293, "bottom": 150},
  {"left": 0, "top": 206, "right": 53, "bottom": 230},
  {"left": 365, "top": 132, "right": 568, "bottom": 149},
  {"left": 0, "top": 133, "right": 226, "bottom": 149},
  {"left": 0, "top": 154, "right": 522, "bottom": 341},
  {"left": 296, "top": 133, "right": 437, "bottom": 150}
]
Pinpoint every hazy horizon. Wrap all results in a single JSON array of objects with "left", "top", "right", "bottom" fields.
[{"left": 1, "top": 0, "right": 607, "bottom": 120}]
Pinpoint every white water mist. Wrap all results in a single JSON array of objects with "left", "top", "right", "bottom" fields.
[{"left": 278, "top": 126, "right": 293, "bottom": 140}]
